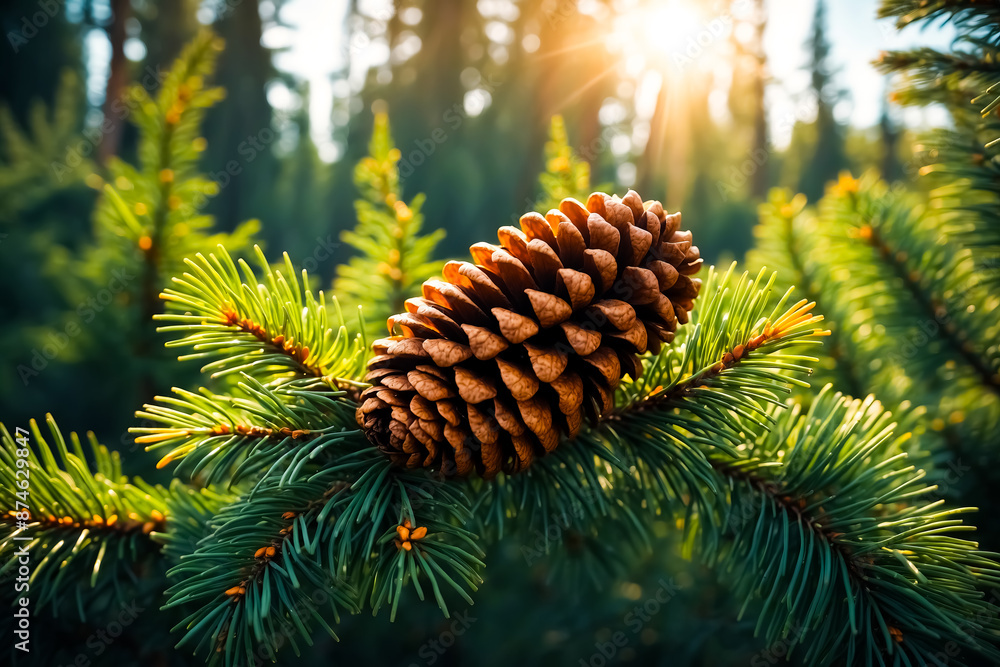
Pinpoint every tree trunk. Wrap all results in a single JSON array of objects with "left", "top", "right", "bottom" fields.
[{"left": 98, "top": 0, "right": 131, "bottom": 164}]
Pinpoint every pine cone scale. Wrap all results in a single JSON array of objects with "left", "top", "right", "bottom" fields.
[{"left": 358, "top": 190, "right": 702, "bottom": 477}]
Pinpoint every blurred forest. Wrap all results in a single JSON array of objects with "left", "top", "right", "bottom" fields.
[{"left": 1, "top": 1, "right": 961, "bottom": 664}]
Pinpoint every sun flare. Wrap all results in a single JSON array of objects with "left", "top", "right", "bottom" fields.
[
  {"left": 611, "top": 0, "right": 726, "bottom": 74},
  {"left": 641, "top": 1, "right": 705, "bottom": 46}
]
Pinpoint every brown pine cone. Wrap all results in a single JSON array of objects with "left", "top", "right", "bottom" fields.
[{"left": 356, "top": 190, "right": 702, "bottom": 477}]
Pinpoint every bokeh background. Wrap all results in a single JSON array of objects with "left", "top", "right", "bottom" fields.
[{"left": 0, "top": 1, "right": 970, "bottom": 664}]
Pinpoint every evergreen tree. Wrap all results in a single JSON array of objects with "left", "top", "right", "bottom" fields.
[
  {"left": 727, "top": 0, "right": 770, "bottom": 199},
  {"left": 7, "top": 6, "right": 1000, "bottom": 667},
  {"left": 878, "top": 83, "right": 904, "bottom": 182},
  {"left": 8, "top": 31, "right": 257, "bottom": 446},
  {"left": 138, "top": 0, "right": 202, "bottom": 74},
  {"left": 7, "top": 189, "right": 1000, "bottom": 664},
  {"left": 333, "top": 112, "right": 444, "bottom": 338},
  {"left": 752, "top": 0, "right": 1000, "bottom": 549},
  {"left": 330, "top": 0, "right": 620, "bottom": 258},
  {"left": 784, "top": 0, "right": 849, "bottom": 201},
  {"left": 269, "top": 90, "right": 337, "bottom": 266},
  {"left": 7, "top": 95, "right": 1000, "bottom": 667},
  {"left": 0, "top": 71, "right": 98, "bottom": 432},
  {"left": 96, "top": 0, "right": 132, "bottom": 163},
  {"left": 0, "top": 71, "right": 93, "bottom": 225},
  {"left": 877, "top": 0, "right": 1000, "bottom": 289}
]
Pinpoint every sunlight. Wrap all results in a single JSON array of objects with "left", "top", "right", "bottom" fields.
[
  {"left": 609, "top": 0, "right": 727, "bottom": 75},
  {"left": 641, "top": 1, "right": 704, "bottom": 47}
]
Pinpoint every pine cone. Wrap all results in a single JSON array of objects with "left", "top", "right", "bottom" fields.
[{"left": 356, "top": 190, "right": 702, "bottom": 477}]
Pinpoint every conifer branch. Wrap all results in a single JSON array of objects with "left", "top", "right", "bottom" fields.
[
  {"left": 877, "top": 0, "right": 1000, "bottom": 286},
  {"left": 163, "top": 472, "right": 360, "bottom": 667},
  {"left": 474, "top": 267, "right": 830, "bottom": 587},
  {"left": 84, "top": 30, "right": 259, "bottom": 374},
  {"left": 464, "top": 267, "right": 1000, "bottom": 664},
  {"left": 858, "top": 209, "right": 999, "bottom": 394},
  {"left": 0, "top": 71, "right": 94, "bottom": 220},
  {"left": 367, "top": 478, "right": 485, "bottom": 621},
  {"left": 0, "top": 418, "right": 173, "bottom": 617},
  {"left": 164, "top": 457, "right": 485, "bottom": 664},
  {"left": 18, "top": 15, "right": 1000, "bottom": 662},
  {"left": 702, "top": 388, "right": 1000, "bottom": 665},
  {"left": 617, "top": 265, "right": 828, "bottom": 418},
  {"left": 155, "top": 244, "right": 368, "bottom": 387},
  {"left": 824, "top": 175, "right": 1000, "bottom": 394},
  {"left": 131, "top": 373, "right": 360, "bottom": 485}
]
